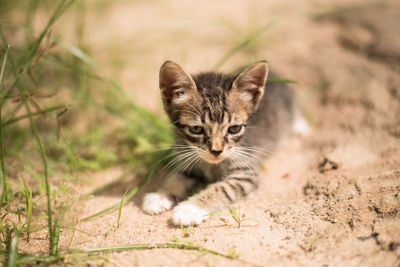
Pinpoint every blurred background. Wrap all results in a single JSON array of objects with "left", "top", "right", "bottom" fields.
[{"left": 1, "top": 0, "right": 399, "bottom": 265}]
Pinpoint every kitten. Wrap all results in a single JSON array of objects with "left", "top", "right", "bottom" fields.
[{"left": 143, "top": 60, "right": 305, "bottom": 226}]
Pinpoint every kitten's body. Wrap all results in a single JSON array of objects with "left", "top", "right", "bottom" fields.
[{"left": 143, "top": 61, "right": 302, "bottom": 226}]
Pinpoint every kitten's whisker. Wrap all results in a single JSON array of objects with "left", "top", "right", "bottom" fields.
[
  {"left": 229, "top": 156, "right": 248, "bottom": 173},
  {"left": 235, "top": 147, "right": 269, "bottom": 160},
  {"left": 179, "top": 152, "right": 200, "bottom": 175},
  {"left": 152, "top": 146, "right": 192, "bottom": 152},
  {"left": 235, "top": 146, "right": 271, "bottom": 156},
  {"left": 163, "top": 150, "right": 196, "bottom": 172},
  {"left": 159, "top": 148, "right": 193, "bottom": 159},
  {"left": 173, "top": 152, "right": 198, "bottom": 175},
  {"left": 186, "top": 156, "right": 201, "bottom": 175},
  {"left": 151, "top": 149, "right": 189, "bottom": 166},
  {"left": 236, "top": 152, "right": 263, "bottom": 168},
  {"left": 232, "top": 151, "right": 261, "bottom": 172},
  {"left": 170, "top": 145, "right": 197, "bottom": 149},
  {"left": 235, "top": 150, "right": 264, "bottom": 161},
  {"left": 231, "top": 153, "right": 255, "bottom": 173},
  {"left": 172, "top": 150, "right": 197, "bottom": 169}
]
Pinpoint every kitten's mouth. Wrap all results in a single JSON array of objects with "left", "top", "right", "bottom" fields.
[
  {"left": 193, "top": 148, "right": 231, "bottom": 164},
  {"left": 204, "top": 156, "right": 224, "bottom": 164},
  {"left": 200, "top": 152, "right": 228, "bottom": 164}
]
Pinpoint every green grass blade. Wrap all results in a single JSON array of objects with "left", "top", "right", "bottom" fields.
[
  {"left": 0, "top": 250, "right": 63, "bottom": 265},
  {"left": 206, "top": 211, "right": 230, "bottom": 216},
  {"left": 7, "top": 236, "right": 18, "bottom": 267},
  {"left": 0, "top": 43, "right": 9, "bottom": 203},
  {"left": 80, "top": 150, "right": 172, "bottom": 222},
  {"left": 21, "top": 175, "right": 32, "bottom": 240},
  {"left": 117, "top": 188, "right": 128, "bottom": 227},
  {"left": 6, "top": 37, "right": 55, "bottom": 256},
  {"left": 268, "top": 77, "right": 298, "bottom": 84},
  {"left": 3, "top": 0, "right": 78, "bottom": 255},
  {"left": 105, "top": 220, "right": 118, "bottom": 238},
  {"left": 68, "top": 243, "right": 261, "bottom": 266},
  {"left": 51, "top": 220, "right": 61, "bottom": 256},
  {"left": 0, "top": 44, "right": 8, "bottom": 83},
  {"left": 214, "top": 21, "right": 276, "bottom": 70},
  {"left": 3, "top": 104, "right": 70, "bottom": 127},
  {"left": 16, "top": 254, "right": 64, "bottom": 265},
  {"left": 60, "top": 42, "right": 97, "bottom": 68},
  {"left": 0, "top": 0, "right": 77, "bottom": 109}
]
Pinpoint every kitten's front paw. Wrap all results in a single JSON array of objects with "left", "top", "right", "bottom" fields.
[
  {"left": 142, "top": 193, "right": 173, "bottom": 215},
  {"left": 171, "top": 202, "right": 209, "bottom": 226}
]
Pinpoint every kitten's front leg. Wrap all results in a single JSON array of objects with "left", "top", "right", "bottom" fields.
[
  {"left": 171, "top": 171, "right": 259, "bottom": 226},
  {"left": 142, "top": 173, "right": 196, "bottom": 215}
]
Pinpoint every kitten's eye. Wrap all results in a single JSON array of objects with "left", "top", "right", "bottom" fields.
[
  {"left": 188, "top": 125, "right": 204, "bottom": 135},
  {"left": 228, "top": 125, "right": 242, "bottom": 134}
]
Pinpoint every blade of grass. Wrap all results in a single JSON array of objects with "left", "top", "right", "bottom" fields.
[
  {"left": 0, "top": 250, "right": 64, "bottom": 265},
  {"left": 7, "top": 236, "right": 18, "bottom": 267},
  {"left": 105, "top": 220, "right": 118, "bottom": 239},
  {"left": 20, "top": 175, "right": 32, "bottom": 241},
  {"left": 51, "top": 219, "right": 61, "bottom": 256},
  {"left": 16, "top": 254, "right": 64, "bottom": 265},
  {"left": 3, "top": 102, "right": 23, "bottom": 126},
  {"left": 117, "top": 188, "right": 128, "bottom": 227},
  {"left": 0, "top": 43, "right": 9, "bottom": 203},
  {"left": 68, "top": 243, "right": 261, "bottom": 267},
  {"left": 268, "top": 77, "right": 298, "bottom": 84},
  {"left": 80, "top": 150, "right": 172, "bottom": 222},
  {"left": 3, "top": 104, "right": 70, "bottom": 127},
  {"left": 6, "top": 39, "right": 56, "bottom": 256},
  {"left": 62, "top": 226, "right": 97, "bottom": 237},
  {"left": 60, "top": 42, "right": 97, "bottom": 68},
  {"left": 0, "top": 0, "right": 77, "bottom": 109},
  {"left": 214, "top": 21, "right": 276, "bottom": 70},
  {"left": 3, "top": 0, "right": 78, "bottom": 255}
]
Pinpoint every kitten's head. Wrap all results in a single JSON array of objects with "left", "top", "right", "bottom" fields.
[{"left": 159, "top": 60, "right": 268, "bottom": 164}]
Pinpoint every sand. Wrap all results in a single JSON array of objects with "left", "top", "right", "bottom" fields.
[{"left": 16, "top": 0, "right": 400, "bottom": 266}]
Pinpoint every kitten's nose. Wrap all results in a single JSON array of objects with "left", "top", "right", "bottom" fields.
[{"left": 210, "top": 149, "right": 222, "bottom": 157}]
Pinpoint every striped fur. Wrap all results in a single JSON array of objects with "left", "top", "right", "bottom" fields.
[{"left": 143, "top": 60, "right": 294, "bottom": 225}]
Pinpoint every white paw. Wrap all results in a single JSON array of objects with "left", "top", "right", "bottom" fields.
[
  {"left": 142, "top": 193, "right": 173, "bottom": 215},
  {"left": 292, "top": 115, "right": 311, "bottom": 136},
  {"left": 171, "top": 202, "right": 209, "bottom": 226}
]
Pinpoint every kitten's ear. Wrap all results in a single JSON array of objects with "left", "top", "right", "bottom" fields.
[
  {"left": 232, "top": 61, "right": 268, "bottom": 111},
  {"left": 159, "top": 60, "right": 197, "bottom": 106}
]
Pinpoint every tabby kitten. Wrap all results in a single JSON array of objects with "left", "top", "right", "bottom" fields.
[{"left": 143, "top": 60, "right": 303, "bottom": 226}]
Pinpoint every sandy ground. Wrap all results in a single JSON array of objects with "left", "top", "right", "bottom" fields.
[{"left": 17, "top": 0, "right": 400, "bottom": 266}]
